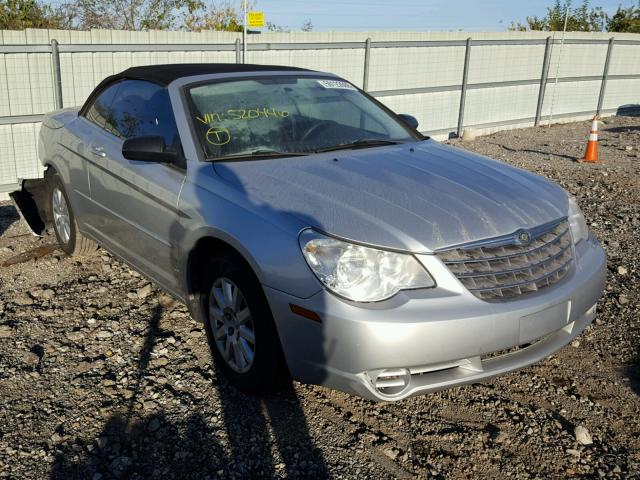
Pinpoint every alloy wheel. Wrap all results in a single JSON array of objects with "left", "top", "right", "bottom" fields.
[
  {"left": 209, "top": 277, "right": 256, "bottom": 373},
  {"left": 52, "top": 187, "right": 71, "bottom": 245}
]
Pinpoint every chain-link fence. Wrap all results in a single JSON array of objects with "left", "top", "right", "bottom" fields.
[{"left": 1, "top": 29, "right": 639, "bottom": 191}]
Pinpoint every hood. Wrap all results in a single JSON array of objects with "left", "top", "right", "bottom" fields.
[{"left": 213, "top": 140, "right": 568, "bottom": 252}]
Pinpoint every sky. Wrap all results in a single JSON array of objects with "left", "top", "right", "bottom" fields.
[{"left": 254, "top": 0, "right": 638, "bottom": 31}]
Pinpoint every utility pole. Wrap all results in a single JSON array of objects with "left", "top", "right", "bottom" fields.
[
  {"left": 547, "top": 5, "right": 570, "bottom": 127},
  {"left": 242, "top": 0, "right": 247, "bottom": 63}
]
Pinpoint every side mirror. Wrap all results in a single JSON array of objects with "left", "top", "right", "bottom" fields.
[
  {"left": 122, "top": 136, "right": 177, "bottom": 163},
  {"left": 398, "top": 114, "right": 419, "bottom": 130}
]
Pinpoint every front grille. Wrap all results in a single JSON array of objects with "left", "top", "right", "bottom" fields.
[{"left": 437, "top": 219, "right": 573, "bottom": 300}]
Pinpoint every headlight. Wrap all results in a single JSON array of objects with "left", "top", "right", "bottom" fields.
[
  {"left": 568, "top": 196, "right": 588, "bottom": 244},
  {"left": 299, "top": 230, "right": 435, "bottom": 302}
]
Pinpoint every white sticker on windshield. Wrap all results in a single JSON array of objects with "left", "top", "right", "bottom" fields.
[{"left": 317, "top": 80, "right": 357, "bottom": 90}]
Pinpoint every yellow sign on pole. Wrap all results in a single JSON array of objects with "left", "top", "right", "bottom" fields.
[{"left": 247, "top": 11, "right": 265, "bottom": 27}]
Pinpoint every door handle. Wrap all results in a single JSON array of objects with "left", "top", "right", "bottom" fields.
[{"left": 91, "top": 146, "right": 106, "bottom": 157}]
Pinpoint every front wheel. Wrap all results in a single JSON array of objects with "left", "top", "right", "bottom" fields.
[
  {"left": 201, "top": 253, "right": 286, "bottom": 392},
  {"left": 48, "top": 171, "right": 98, "bottom": 256}
]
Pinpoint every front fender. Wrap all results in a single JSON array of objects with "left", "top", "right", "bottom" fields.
[{"left": 177, "top": 168, "right": 323, "bottom": 300}]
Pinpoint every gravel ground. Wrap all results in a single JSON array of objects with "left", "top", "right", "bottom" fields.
[{"left": 0, "top": 115, "right": 638, "bottom": 479}]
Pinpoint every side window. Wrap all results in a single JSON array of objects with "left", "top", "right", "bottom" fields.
[
  {"left": 84, "top": 83, "right": 121, "bottom": 136},
  {"left": 109, "top": 80, "right": 180, "bottom": 151}
]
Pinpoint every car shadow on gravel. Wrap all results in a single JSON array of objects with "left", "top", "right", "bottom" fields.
[
  {"left": 215, "top": 377, "right": 329, "bottom": 477},
  {"left": 50, "top": 412, "right": 229, "bottom": 479},
  {"left": 0, "top": 202, "right": 19, "bottom": 237},
  {"left": 49, "top": 304, "right": 328, "bottom": 479},
  {"left": 605, "top": 125, "right": 640, "bottom": 134},
  {"left": 49, "top": 158, "right": 331, "bottom": 479},
  {"left": 624, "top": 354, "right": 640, "bottom": 396}
]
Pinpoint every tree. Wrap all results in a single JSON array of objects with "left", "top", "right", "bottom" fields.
[
  {"left": 183, "top": 0, "right": 245, "bottom": 32},
  {"left": 184, "top": 1, "right": 293, "bottom": 33},
  {"left": 607, "top": 1, "right": 640, "bottom": 33},
  {"left": 0, "top": 0, "right": 71, "bottom": 29},
  {"left": 510, "top": 0, "right": 607, "bottom": 31},
  {"left": 68, "top": 0, "right": 193, "bottom": 30},
  {"left": 266, "top": 18, "right": 312, "bottom": 32},
  {"left": 1, "top": 0, "right": 311, "bottom": 32},
  {"left": 265, "top": 21, "right": 286, "bottom": 32}
]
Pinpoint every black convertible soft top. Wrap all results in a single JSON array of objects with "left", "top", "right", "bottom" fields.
[
  {"left": 80, "top": 63, "right": 313, "bottom": 114},
  {"left": 106, "top": 63, "right": 312, "bottom": 87}
]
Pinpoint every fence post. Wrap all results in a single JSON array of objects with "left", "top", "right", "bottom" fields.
[
  {"left": 597, "top": 37, "right": 615, "bottom": 116},
  {"left": 235, "top": 38, "right": 242, "bottom": 64},
  {"left": 363, "top": 37, "right": 372, "bottom": 91},
  {"left": 456, "top": 37, "right": 472, "bottom": 138},
  {"left": 51, "top": 39, "right": 63, "bottom": 109},
  {"left": 535, "top": 36, "right": 552, "bottom": 126}
]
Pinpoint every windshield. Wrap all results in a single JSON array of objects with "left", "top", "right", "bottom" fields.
[{"left": 186, "top": 76, "right": 419, "bottom": 160}]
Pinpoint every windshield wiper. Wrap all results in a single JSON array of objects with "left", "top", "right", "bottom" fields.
[
  {"left": 314, "top": 139, "right": 402, "bottom": 153},
  {"left": 209, "top": 149, "right": 310, "bottom": 162},
  {"left": 208, "top": 140, "right": 402, "bottom": 161}
]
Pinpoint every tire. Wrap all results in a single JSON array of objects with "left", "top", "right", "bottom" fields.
[
  {"left": 48, "top": 170, "right": 98, "bottom": 257},
  {"left": 201, "top": 252, "right": 286, "bottom": 393}
]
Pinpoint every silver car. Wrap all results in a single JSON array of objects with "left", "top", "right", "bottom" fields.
[{"left": 25, "top": 64, "right": 606, "bottom": 401}]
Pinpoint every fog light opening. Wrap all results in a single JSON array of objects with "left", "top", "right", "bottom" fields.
[{"left": 372, "top": 368, "right": 411, "bottom": 396}]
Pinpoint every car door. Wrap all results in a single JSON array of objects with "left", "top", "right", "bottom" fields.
[
  {"left": 84, "top": 79, "right": 186, "bottom": 293},
  {"left": 60, "top": 82, "right": 122, "bottom": 208}
]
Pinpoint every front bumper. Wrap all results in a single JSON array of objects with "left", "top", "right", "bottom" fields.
[{"left": 264, "top": 235, "right": 606, "bottom": 401}]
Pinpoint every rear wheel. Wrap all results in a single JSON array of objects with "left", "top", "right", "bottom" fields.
[
  {"left": 48, "top": 171, "right": 98, "bottom": 256},
  {"left": 201, "top": 252, "right": 286, "bottom": 392}
]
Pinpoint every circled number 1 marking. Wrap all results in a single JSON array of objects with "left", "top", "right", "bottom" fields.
[{"left": 206, "top": 126, "right": 231, "bottom": 146}]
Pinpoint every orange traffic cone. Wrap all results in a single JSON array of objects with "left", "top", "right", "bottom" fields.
[{"left": 583, "top": 115, "right": 599, "bottom": 163}]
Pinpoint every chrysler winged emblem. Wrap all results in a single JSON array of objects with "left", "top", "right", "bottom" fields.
[{"left": 516, "top": 229, "right": 532, "bottom": 245}]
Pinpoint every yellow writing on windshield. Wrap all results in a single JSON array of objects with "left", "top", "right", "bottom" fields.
[
  {"left": 196, "top": 107, "right": 289, "bottom": 125},
  {"left": 206, "top": 126, "right": 231, "bottom": 146}
]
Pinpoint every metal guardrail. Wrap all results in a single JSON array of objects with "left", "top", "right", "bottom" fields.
[
  {"left": 0, "top": 44, "right": 52, "bottom": 53},
  {"left": 360, "top": 73, "right": 640, "bottom": 98},
  {"left": 0, "top": 114, "right": 44, "bottom": 125},
  {"left": 57, "top": 43, "right": 238, "bottom": 53},
  {"left": 4, "top": 36, "right": 639, "bottom": 54}
]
